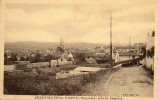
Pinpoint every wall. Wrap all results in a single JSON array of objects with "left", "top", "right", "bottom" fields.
[
  {"left": 4, "top": 65, "right": 16, "bottom": 71},
  {"left": 119, "top": 55, "right": 139, "bottom": 62},
  {"left": 27, "top": 62, "right": 49, "bottom": 68},
  {"left": 15, "top": 61, "right": 30, "bottom": 64},
  {"left": 51, "top": 58, "right": 73, "bottom": 67},
  {"left": 112, "top": 53, "right": 120, "bottom": 62},
  {"left": 146, "top": 34, "right": 154, "bottom": 71}
]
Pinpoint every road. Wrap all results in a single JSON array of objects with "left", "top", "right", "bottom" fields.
[{"left": 81, "top": 65, "right": 153, "bottom": 97}]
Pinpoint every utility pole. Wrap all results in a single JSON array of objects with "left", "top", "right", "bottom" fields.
[
  {"left": 110, "top": 13, "right": 113, "bottom": 67},
  {"left": 129, "top": 36, "right": 131, "bottom": 60}
]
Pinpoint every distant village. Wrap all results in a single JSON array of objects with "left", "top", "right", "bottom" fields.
[
  {"left": 4, "top": 31, "right": 155, "bottom": 95},
  {"left": 4, "top": 31, "right": 155, "bottom": 73},
  {"left": 3, "top": 0, "right": 155, "bottom": 95},
  {"left": 4, "top": 38, "right": 145, "bottom": 66}
]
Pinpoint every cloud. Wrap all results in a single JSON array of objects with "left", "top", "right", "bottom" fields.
[
  {"left": 113, "top": 5, "right": 155, "bottom": 23},
  {"left": 5, "top": 29, "right": 58, "bottom": 42},
  {"left": 6, "top": 7, "right": 74, "bottom": 28},
  {"left": 5, "top": 1, "right": 155, "bottom": 44}
]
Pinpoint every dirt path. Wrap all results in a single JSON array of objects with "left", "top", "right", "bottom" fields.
[{"left": 81, "top": 66, "right": 153, "bottom": 97}]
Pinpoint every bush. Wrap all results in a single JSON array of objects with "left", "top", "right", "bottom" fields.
[
  {"left": 16, "top": 64, "right": 27, "bottom": 70},
  {"left": 35, "top": 75, "right": 50, "bottom": 80},
  {"left": 4, "top": 67, "right": 119, "bottom": 95}
]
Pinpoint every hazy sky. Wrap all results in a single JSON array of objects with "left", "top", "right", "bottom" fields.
[{"left": 5, "top": 0, "right": 155, "bottom": 44}]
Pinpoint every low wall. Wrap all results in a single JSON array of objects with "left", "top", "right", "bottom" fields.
[
  {"left": 119, "top": 55, "right": 139, "bottom": 61},
  {"left": 27, "top": 62, "right": 49, "bottom": 68},
  {"left": 15, "top": 61, "right": 30, "bottom": 64},
  {"left": 113, "top": 58, "right": 140, "bottom": 66},
  {"left": 51, "top": 60, "right": 73, "bottom": 67},
  {"left": 146, "top": 57, "right": 154, "bottom": 71},
  {"left": 4, "top": 65, "right": 16, "bottom": 71}
]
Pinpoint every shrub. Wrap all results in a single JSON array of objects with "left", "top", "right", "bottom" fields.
[
  {"left": 35, "top": 75, "right": 50, "bottom": 80},
  {"left": 16, "top": 64, "right": 27, "bottom": 70},
  {"left": 4, "top": 67, "right": 119, "bottom": 95}
]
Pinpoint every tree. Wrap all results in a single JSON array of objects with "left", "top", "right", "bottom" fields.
[
  {"left": 35, "top": 53, "right": 41, "bottom": 62},
  {"left": 140, "top": 46, "right": 146, "bottom": 59},
  {"left": 9, "top": 53, "right": 18, "bottom": 63},
  {"left": 150, "top": 47, "right": 154, "bottom": 57},
  {"left": 20, "top": 57, "right": 26, "bottom": 61},
  {"left": 74, "top": 53, "right": 86, "bottom": 64},
  {"left": 28, "top": 56, "right": 36, "bottom": 63},
  {"left": 44, "top": 54, "right": 56, "bottom": 67},
  {"left": 4, "top": 53, "right": 7, "bottom": 65},
  {"left": 152, "top": 31, "right": 155, "bottom": 36},
  {"left": 147, "top": 47, "right": 154, "bottom": 58}
]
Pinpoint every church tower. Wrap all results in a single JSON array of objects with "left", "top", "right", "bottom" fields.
[{"left": 59, "top": 37, "right": 64, "bottom": 49}]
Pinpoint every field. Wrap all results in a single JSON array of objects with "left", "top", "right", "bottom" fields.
[{"left": 4, "top": 64, "right": 119, "bottom": 95}]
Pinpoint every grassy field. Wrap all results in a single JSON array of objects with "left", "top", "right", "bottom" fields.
[{"left": 4, "top": 64, "right": 119, "bottom": 95}]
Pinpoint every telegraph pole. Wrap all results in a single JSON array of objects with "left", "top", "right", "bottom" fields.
[
  {"left": 110, "top": 13, "right": 113, "bottom": 67},
  {"left": 129, "top": 36, "right": 131, "bottom": 60}
]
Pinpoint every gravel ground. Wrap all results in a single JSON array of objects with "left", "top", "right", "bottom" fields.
[{"left": 80, "top": 66, "right": 153, "bottom": 97}]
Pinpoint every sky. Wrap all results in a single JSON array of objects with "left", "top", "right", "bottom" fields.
[{"left": 5, "top": 0, "right": 155, "bottom": 44}]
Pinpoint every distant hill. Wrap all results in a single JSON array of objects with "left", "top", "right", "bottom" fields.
[
  {"left": 4, "top": 41, "right": 104, "bottom": 51},
  {"left": 4, "top": 41, "right": 128, "bottom": 52},
  {"left": 5, "top": 41, "right": 57, "bottom": 51}
]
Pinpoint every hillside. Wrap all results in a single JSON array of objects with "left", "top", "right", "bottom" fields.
[{"left": 4, "top": 41, "right": 128, "bottom": 52}]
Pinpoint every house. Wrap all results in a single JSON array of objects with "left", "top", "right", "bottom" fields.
[
  {"left": 51, "top": 57, "right": 73, "bottom": 67},
  {"left": 112, "top": 52, "right": 120, "bottom": 62},
  {"left": 67, "top": 52, "right": 74, "bottom": 61},
  {"left": 85, "top": 57, "right": 96, "bottom": 64},
  {"left": 145, "top": 31, "right": 155, "bottom": 71},
  {"left": 133, "top": 43, "right": 145, "bottom": 52},
  {"left": 58, "top": 57, "right": 69, "bottom": 66},
  {"left": 46, "top": 48, "right": 55, "bottom": 55},
  {"left": 114, "top": 46, "right": 139, "bottom": 54}
]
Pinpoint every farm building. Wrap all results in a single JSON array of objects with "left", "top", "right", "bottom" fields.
[{"left": 51, "top": 57, "right": 73, "bottom": 67}]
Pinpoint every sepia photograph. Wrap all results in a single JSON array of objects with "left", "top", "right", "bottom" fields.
[{"left": 1, "top": 0, "right": 157, "bottom": 99}]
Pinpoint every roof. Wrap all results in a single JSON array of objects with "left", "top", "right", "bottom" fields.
[{"left": 68, "top": 52, "right": 73, "bottom": 58}]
